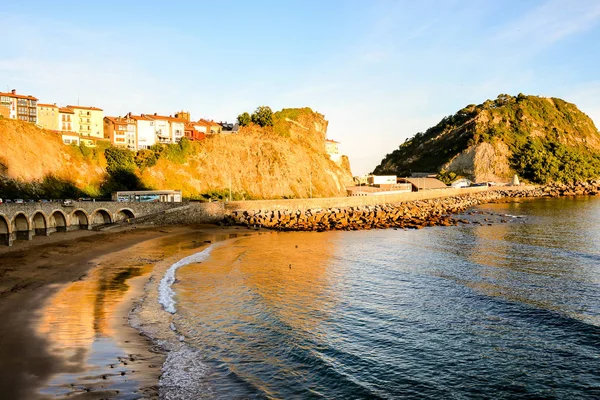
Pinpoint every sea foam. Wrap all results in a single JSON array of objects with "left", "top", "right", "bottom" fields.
[{"left": 158, "top": 245, "right": 214, "bottom": 314}]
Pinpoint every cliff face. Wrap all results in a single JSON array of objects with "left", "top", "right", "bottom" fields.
[
  {"left": 0, "top": 119, "right": 106, "bottom": 197},
  {"left": 373, "top": 94, "right": 600, "bottom": 183},
  {"left": 143, "top": 108, "right": 352, "bottom": 199},
  {"left": 0, "top": 108, "right": 353, "bottom": 199}
]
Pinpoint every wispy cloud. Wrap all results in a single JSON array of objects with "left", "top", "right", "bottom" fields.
[{"left": 496, "top": 0, "right": 600, "bottom": 45}]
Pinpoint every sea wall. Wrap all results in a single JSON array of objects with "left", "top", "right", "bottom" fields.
[
  {"left": 137, "top": 187, "right": 491, "bottom": 226},
  {"left": 226, "top": 188, "right": 541, "bottom": 231},
  {"left": 542, "top": 181, "right": 600, "bottom": 196},
  {"left": 224, "top": 186, "right": 490, "bottom": 213},
  {"left": 135, "top": 181, "right": 599, "bottom": 229}
]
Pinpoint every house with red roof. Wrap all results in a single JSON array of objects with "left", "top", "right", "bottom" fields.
[{"left": 0, "top": 89, "right": 38, "bottom": 123}]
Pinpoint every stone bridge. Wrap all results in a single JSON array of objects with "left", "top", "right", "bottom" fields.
[{"left": 0, "top": 201, "right": 184, "bottom": 246}]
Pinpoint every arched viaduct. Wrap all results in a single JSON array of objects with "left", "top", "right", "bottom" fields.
[{"left": 0, "top": 201, "right": 184, "bottom": 246}]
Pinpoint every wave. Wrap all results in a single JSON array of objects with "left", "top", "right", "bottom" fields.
[
  {"left": 158, "top": 245, "right": 215, "bottom": 314},
  {"left": 160, "top": 343, "right": 216, "bottom": 400}
]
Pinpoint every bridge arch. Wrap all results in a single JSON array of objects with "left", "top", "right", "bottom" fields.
[
  {"left": 49, "top": 210, "right": 68, "bottom": 233},
  {"left": 0, "top": 214, "right": 10, "bottom": 246},
  {"left": 31, "top": 211, "right": 48, "bottom": 236},
  {"left": 70, "top": 209, "right": 90, "bottom": 230},
  {"left": 91, "top": 208, "right": 112, "bottom": 225},
  {"left": 12, "top": 212, "right": 31, "bottom": 241},
  {"left": 0, "top": 215, "right": 9, "bottom": 234},
  {"left": 115, "top": 208, "right": 135, "bottom": 221}
]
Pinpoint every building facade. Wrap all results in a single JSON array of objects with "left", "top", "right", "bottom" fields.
[
  {"left": 145, "top": 114, "right": 186, "bottom": 144},
  {"left": 59, "top": 107, "right": 78, "bottom": 145},
  {"left": 325, "top": 139, "right": 339, "bottom": 155},
  {"left": 104, "top": 116, "right": 137, "bottom": 150},
  {"left": 0, "top": 89, "right": 38, "bottom": 123},
  {"left": 184, "top": 122, "right": 206, "bottom": 141},
  {"left": 36, "top": 103, "right": 60, "bottom": 130},
  {"left": 131, "top": 115, "right": 156, "bottom": 150},
  {"left": 125, "top": 118, "right": 137, "bottom": 150},
  {"left": 193, "top": 119, "right": 222, "bottom": 134},
  {"left": 67, "top": 105, "right": 104, "bottom": 142},
  {"left": 58, "top": 107, "right": 74, "bottom": 132},
  {"left": 104, "top": 116, "right": 128, "bottom": 148}
]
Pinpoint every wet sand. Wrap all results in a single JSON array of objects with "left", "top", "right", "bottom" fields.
[{"left": 0, "top": 224, "right": 262, "bottom": 399}]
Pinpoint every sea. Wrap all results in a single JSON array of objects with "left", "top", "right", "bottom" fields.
[{"left": 154, "top": 196, "right": 600, "bottom": 399}]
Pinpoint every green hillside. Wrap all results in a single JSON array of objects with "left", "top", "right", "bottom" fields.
[{"left": 373, "top": 94, "right": 600, "bottom": 184}]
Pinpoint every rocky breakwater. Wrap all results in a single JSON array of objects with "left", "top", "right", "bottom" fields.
[
  {"left": 541, "top": 180, "right": 600, "bottom": 197},
  {"left": 227, "top": 191, "right": 517, "bottom": 232},
  {"left": 493, "top": 187, "right": 546, "bottom": 197}
]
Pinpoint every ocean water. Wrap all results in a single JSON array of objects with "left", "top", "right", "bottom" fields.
[{"left": 159, "top": 197, "right": 600, "bottom": 399}]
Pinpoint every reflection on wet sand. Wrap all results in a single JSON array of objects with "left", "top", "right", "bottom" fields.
[
  {"left": 37, "top": 263, "right": 151, "bottom": 369},
  {"left": 34, "top": 229, "right": 250, "bottom": 397}
]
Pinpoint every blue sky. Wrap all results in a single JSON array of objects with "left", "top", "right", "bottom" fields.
[{"left": 2, "top": 0, "right": 600, "bottom": 174}]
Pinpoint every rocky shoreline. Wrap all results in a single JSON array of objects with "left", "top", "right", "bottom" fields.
[
  {"left": 226, "top": 182, "right": 600, "bottom": 232},
  {"left": 541, "top": 180, "right": 600, "bottom": 196}
]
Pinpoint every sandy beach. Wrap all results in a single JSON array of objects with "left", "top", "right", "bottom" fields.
[{"left": 0, "top": 224, "right": 261, "bottom": 399}]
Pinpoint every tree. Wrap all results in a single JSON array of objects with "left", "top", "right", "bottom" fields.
[
  {"left": 251, "top": 106, "right": 273, "bottom": 127},
  {"left": 104, "top": 147, "right": 136, "bottom": 175},
  {"left": 101, "top": 147, "right": 145, "bottom": 195},
  {"left": 237, "top": 112, "right": 251, "bottom": 126}
]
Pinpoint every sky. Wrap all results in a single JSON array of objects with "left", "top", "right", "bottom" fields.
[{"left": 2, "top": 0, "right": 600, "bottom": 175}]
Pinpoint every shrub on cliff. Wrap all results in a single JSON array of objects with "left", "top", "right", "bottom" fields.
[
  {"left": 514, "top": 137, "right": 600, "bottom": 183},
  {"left": 104, "top": 147, "right": 136, "bottom": 175},
  {"left": 251, "top": 106, "right": 273, "bottom": 127},
  {"left": 163, "top": 138, "right": 195, "bottom": 164},
  {"left": 237, "top": 112, "right": 251, "bottom": 126},
  {"left": 135, "top": 149, "right": 160, "bottom": 170},
  {"left": 101, "top": 146, "right": 145, "bottom": 195}
]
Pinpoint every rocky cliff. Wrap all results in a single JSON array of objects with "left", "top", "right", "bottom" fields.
[
  {"left": 373, "top": 94, "right": 600, "bottom": 184},
  {"left": 0, "top": 108, "right": 353, "bottom": 199},
  {"left": 0, "top": 119, "right": 106, "bottom": 198}
]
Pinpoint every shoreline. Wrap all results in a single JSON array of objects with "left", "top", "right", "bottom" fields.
[
  {"left": 2, "top": 188, "right": 598, "bottom": 398},
  {"left": 0, "top": 223, "right": 263, "bottom": 399}
]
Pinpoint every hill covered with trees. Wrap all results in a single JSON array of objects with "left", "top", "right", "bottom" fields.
[{"left": 373, "top": 94, "right": 600, "bottom": 184}]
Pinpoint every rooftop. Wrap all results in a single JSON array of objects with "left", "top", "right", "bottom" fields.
[
  {"left": 66, "top": 105, "right": 103, "bottom": 111},
  {"left": 397, "top": 177, "right": 448, "bottom": 190},
  {"left": 129, "top": 114, "right": 153, "bottom": 121},
  {"left": 104, "top": 116, "right": 132, "bottom": 124},
  {"left": 143, "top": 113, "right": 186, "bottom": 123},
  {"left": 0, "top": 90, "right": 38, "bottom": 101}
]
